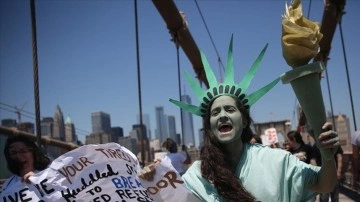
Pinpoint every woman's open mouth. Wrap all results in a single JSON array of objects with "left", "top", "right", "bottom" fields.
[{"left": 218, "top": 124, "right": 233, "bottom": 134}]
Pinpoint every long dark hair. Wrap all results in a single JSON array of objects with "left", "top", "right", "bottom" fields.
[
  {"left": 4, "top": 135, "right": 50, "bottom": 176},
  {"left": 201, "top": 96, "right": 256, "bottom": 201}
]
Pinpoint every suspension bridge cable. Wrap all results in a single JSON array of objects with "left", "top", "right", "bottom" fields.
[
  {"left": 30, "top": 0, "right": 42, "bottom": 146},
  {"left": 134, "top": 0, "right": 145, "bottom": 166},
  {"left": 312, "top": 0, "right": 336, "bottom": 130},
  {"left": 339, "top": 15, "right": 357, "bottom": 131},
  {"left": 175, "top": 35, "right": 185, "bottom": 146},
  {"left": 307, "top": 0, "right": 312, "bottom": 18},
  {"left": 307, "top": 0, "right": 337, "bottom": 129},
  {"left": 194, "top": 0, "right": 225, "bottom": 79},
  {"left": 324, "top": 64, "right": 336, "bottom": 130}
]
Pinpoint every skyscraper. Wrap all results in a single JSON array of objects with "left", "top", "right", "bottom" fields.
[
  {"left": 41, "top": 117, "right": 54, "bottom": 137},
  {"left": 132, "top": 124, "right": 148, "bottom": 140},
  {"left": 181, "top": 94, "right": 195, "bottom": 147},
  {"left": 17, "top": 122, "right": 34, "bottom": 133},
  {"left": 87, "top": 111, "right": 112, "bottom": 145},
  {"left": 85, "top": 132, "right": 110, "bottom": 144},
  {"left": 49, "top": 105, "right": 66, "bottom": 158},
  {"left": 111, "top": 126, "right": 124, "bottom": 143},
  {"left": 1, "top": 119, "right": 17, "bottom": 128},
  {"left": 132, "top": 124, "right": 151, "bottom": 164},
  {"left": 91, "top": 111, "right": 111, "bottom": 134},
  {"left": 155, "top": 106, "right": 168, "bottom": 143},
  {"left": 65, "top": 115, "right": 77, "bottom": 143},
  {"left": 137, "top": 113, "right": 151, "bottom": 140},
  {"left": 331, "top": 113, "right": 352, "bottom": 153},
  {"left": 53, "top": 105, "right": 65, "bottom": 141},
  {"left": 168, "top": 115, "right": 177, "bottom": 143}
]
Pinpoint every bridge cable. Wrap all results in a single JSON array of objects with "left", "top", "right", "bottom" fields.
[
  {"left": 338, "top": 12, "right": 357, "bottom": 131},
  {"left": 194, "top": 0, "right": 225, "bottom": 81},
  {"left": 134, "top": 0, "right": 146, "bottom": 166},
  {"left": 30, "top": 0, "right": 42, "bottom": 147}
]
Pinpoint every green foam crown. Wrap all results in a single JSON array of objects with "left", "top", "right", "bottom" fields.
[{"left": 170, "top": 36, "right": 280, "bottom": 117}]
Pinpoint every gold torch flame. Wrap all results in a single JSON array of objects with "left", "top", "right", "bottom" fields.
[{"left": 281, "top": 0, "right": 323, "bottom": 68}]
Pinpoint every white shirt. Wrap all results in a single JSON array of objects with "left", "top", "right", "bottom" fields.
[
  {"left": 165, "top": 152, "right": 187, "bottom": 174},
  {"left": 183, "top": 144, "right": 320, "bottom": 202},
  {"left": 352, "top": 130, "right": 360, "bottom": 146}
]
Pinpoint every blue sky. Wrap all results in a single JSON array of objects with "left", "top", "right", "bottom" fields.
[{"left": 1, "top": 0, "right": 359, "bottom": 145}]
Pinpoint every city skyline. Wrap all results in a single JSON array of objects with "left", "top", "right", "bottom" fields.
[
  {"left": 0, "top": 102, "right": 354, "bottom": 148},
  {"left": 0, "top": 102, "right": 197, "bottom": 144},
  {"left": 1, "top": 1, "right": 359, "bottom": 143}
]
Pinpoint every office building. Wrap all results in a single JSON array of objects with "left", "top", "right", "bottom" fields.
[
  {"left": 1, "top": 119, "right": 17, "bottom": 128},
  {"left": 168, "top": 115, "right": 177, "bottom": 143},
  {"left": 53, "top": 105, "right": 65, "bottom": 141},
  {"left": 111, "top": 126, "right": 124, "bottom": 143},
  {"left": 137, "top": 113, "right": 151, "bottom": 140},
  {"left": 86, "top": 132, "right": 110, "bottom": 144},
  {"left": 41, "top": 117, "right": 53, "bottom": 137},
  {"left": 17, "top": 122, "right": 34, "bottom": 134},
  {"left": 91, "top": 111, "right": 111, "bottom": 134},
  {"left": 118, "top": 136, "right": 138, "bottom": 158},
  {"left": 331, "top": 113, "right": 352, "bottom": 153},
  {"left": 181, "top": 94, "right": 195, "bottom": 147},
  {"left": 155, "top": 106, "right": 168, "bottom": 143},
  {"left": 132, "top": 124, "right": 150, "bottom": 164},
  {"left": 65, "top": 115, "right": 77, "bottom": 143}
]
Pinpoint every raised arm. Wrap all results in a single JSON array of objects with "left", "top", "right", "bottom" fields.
[
  {"left": 336, "top": 152, "right": 343, "bottom": 180},
  {"left": 310, "top": 122, "right": 340, "bottom": 193}
]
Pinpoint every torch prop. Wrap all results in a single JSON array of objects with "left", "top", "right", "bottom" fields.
[{"left": 281, "top": 61, "right": 332, "bottom": 160}]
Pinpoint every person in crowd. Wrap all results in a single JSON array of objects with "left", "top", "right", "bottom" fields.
[
  {"left": 269, "top": 142, "right": 281, "bottom": 149},
  {"left": 249, "top": 134, "right": 262, "bottom": 144},
  {"left": 287, "top": 130, "right": 318, "bottom": 202},
  {"left": 139, "top": 38, "right": 340, "bottom": 201},
  {"left": 162, "top": 138, "right": 191, "bottom": 176},
  {"left": 313, "top": 142, "right": 343, "bottom": 202},
  {"left": 283, "top": 140, "right": 291, "bottom": 151},
  {"left": 287, "top": 130, "right": 316, "bottom": 165},
  {"left": 2, "top": 135, "right": 51, "bottom": 192},
  {"left": 180, "top": 144, "right": 192, "bottom": 173},
  {"left": 352, "top": 130, "right": 360, "bottom": 189}
]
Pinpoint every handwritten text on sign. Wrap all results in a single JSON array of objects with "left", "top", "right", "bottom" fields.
[
  {"left": 1, "top": 143, "right": 152, "bottom": 202},
  {"left": 1, "top": 143, "right": 200, "bottom": 202}
]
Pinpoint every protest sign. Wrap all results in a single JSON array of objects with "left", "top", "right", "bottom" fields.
[
  {"left": 1, "top": 143, "right": 153, "bottom": 202},
  {"left": 1, "top": 143, "right": 200, "bottom": 202},
  {"left": 1, "top": 175, "right": 42, "bottom": 202},
  {"left": 264, "top": 127, "right": 278, "bottom": 145},
  {"left": 140, "top": 156, "right": 201, "bottom": 202}
]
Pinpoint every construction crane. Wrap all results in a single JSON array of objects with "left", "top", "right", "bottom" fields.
[{"left": 14, "top": 102, "right": 27, "bottom": 123}]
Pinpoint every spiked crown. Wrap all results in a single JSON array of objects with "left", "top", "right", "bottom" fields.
[{"left": 170, "top": 36, "right": 280, "bottom": 117}]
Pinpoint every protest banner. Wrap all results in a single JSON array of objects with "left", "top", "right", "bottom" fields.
[
  {"left": 263, "top": 127, "right": 278, "bottom": 146},
  {"left": 1, "top": 143, "right": 200, "bottom": 202},
  {"left": 140, "top": 156, "right": 201, "bottom": 202},
  {"left": 1, "top": 175, "right": 42, "bottom": 202}
]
